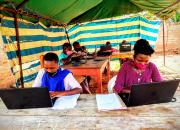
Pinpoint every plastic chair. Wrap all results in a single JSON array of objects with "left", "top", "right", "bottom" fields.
[{"left": 107, "top": 75, "right": 117, "bottom": 93}]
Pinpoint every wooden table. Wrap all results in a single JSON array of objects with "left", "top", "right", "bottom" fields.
[
  {"left": 0, "top": 88, "right": 180, "bottom": 130},
  {"left": 62, "top": 59, "right": 110, "bottom": 93},
  {"left": 111, "top": 52, "right": 133, "bottom": 59}
]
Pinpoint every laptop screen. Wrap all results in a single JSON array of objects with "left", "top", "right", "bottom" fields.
[
  {"left": 0, "top": 87, "right": 53, "bottom": 109},
  {"left": 121, "top": 79, "right": 180, "bottom": 107}
]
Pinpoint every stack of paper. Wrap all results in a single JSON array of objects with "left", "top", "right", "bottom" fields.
[
  {"left": 96, "top": 93, "right": 127, "bottom": 111},
  {"left": 52, "top": 94, "right": 80, "bottom": 110}
]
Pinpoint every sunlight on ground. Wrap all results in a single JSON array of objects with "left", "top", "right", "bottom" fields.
[
  {"left": 151, "top": 55, "right": 180, "bottom": 79},
  {"left": 151, "top": 55, "right": 180, "bottom": 74},
  {"left": 110, "top": 59, "right": 120, "bottom": 72}
]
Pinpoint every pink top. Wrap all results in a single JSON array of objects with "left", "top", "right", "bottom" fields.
[{"left": 114, "top": 60, "right": 163, "bottom": 93}]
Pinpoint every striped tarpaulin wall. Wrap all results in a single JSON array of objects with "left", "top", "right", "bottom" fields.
[
  {"left": 0, "top": 17, "right": 68, "bottom": 87},
  {"left": 67, "top": 16, "right": 161, "bottom": 52}
]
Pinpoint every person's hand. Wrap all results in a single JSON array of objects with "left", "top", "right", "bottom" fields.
[
  {"left": 49, "top": 91, "right": 66, "bottom": 99},
  {"left": 112, "top": 88, "right": 117, "bottom": 94},
  {"left": 81, "top": 52, "right": 87, "bottom": 56},
  {"left": 121, "top": 88, "right": 130, "bottom": 93},
  {"left": 112, "top": 87, "right": 130, "bottom": 93},
  {"left": 69, "top": 52, "right": 76, "bottom": 57},
  {"left": 72, "top": 52, "right": 77, "bottom": 55}
]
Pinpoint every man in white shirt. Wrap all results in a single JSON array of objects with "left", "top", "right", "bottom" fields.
[{"left": 32, "top": 52, "right": 82, "bottom": 98}]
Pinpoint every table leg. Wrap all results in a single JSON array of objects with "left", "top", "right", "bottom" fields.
[
  {"left": 107, "top": 60, "right": 110, "bottom": 81},
  {"left": 96, "top": 70, "right": 102, "bottom": 93}
]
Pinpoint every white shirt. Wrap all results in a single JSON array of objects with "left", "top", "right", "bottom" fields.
[{"left": 32, "top": 68, "right": 81, "bottom": 90}]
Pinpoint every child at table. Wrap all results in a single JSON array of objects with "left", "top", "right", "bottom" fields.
[{"left": 58, "top": 43, "right": 76, "bottom": 66}]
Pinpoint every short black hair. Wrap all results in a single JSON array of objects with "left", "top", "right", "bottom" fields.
[
  {"left": 73, "top": 41, "right": 80, "bottom": 47},
  {"left": 44, "top": 52, "right": 59, "bottom": 63},
  {"left": 106, "top": 41, "right": 110, "bottom": 45},
  {"left": 62, "top": 42, "right": 71, "bottom": 50},
  {"left": 133, "top": 39, "right": 154, "bottom": 57}
]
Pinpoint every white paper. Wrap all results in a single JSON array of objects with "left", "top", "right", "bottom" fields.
[
  {"left": 52, "top": 94, "right": 80, "bottom": 110},
  {"left": 96, "top": 93, "right": 127, "bottom": 111}
]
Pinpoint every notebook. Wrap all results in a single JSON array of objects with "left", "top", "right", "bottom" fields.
[{"left": 96, "top": 93, "right": 127, "bottom": 111}]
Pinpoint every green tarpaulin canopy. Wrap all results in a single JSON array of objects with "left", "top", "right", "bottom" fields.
[{"left": 0, "top": 0, "right": 179, "bottom": 26}]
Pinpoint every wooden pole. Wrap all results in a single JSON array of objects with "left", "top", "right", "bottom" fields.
[
  {"left": 162, "top": 20, "right": 166, "bottom": 66},
  {"left": 0, "top": 6, "right": 64, "bottom": 27},
  {"left": 40, "top": 55, "right": 44, "bottom": 68},
  {"left": 64, "top": 27, "right": 70, "bottom": 43},
  {"left": 13, "top": 14, "right": 24, "bottom": 88}
]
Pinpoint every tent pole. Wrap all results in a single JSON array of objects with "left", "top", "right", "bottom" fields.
[
  {"left": 162, "top": 20, "right": 166, "bottom": 66},
  {"left": 64, "top": 27, "right": 70, "bottom": 43},
  {"left": 0, "top": 6, "right": 63, "bottom": 26},
  {"left": 13, "top": 14, "right": 24, "bottom": 88}
]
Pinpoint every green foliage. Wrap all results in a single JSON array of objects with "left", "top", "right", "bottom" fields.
[
  {"left": 139, "top": 11, "right": 159, "bottom": 20},
  {"left": 172, "top": 12, "right": 180, "bottom": 22}
]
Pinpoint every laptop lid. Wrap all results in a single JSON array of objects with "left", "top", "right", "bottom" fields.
[
  {"left": 0, "top": 87, "right": 53, "bottom": 109},
  {"left": 128, "top": 79, "right": 180, "bottom": 107},
  {"left": 119, "top": 43, "right": 131, "bottom": 52}
]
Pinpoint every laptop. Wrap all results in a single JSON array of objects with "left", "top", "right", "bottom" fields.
[
  {"left": 119, "top": 79, "right": 180, "bottom": 107},
  {"left": 0, "top": 87, "right": 53, "bottom": 109},
  {"left": 119, "top": 42, "right": 131, "bottom": 52}
]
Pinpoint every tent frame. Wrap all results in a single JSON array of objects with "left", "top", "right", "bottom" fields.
[
  {"left": 0, "top": 0, "right": 66, "bottom": 88},
  {"left": 0, "top": 0, "right": 175, "bottom": 87}
]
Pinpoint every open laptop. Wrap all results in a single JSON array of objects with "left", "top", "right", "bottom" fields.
[
  {"left": 0, "top": 87, "right": 53, "bottom": 109},
  {"left": 119, "top": 42, "right": 131, "bottom": 52},
  {"left": 119, "top": 79, "right": 180, "bottom": 107}
]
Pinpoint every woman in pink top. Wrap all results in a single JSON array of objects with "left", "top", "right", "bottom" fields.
[{"left": 114, "top": 39, "right": 163, "bottom": 94}]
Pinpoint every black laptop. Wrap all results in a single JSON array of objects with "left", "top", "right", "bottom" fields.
[
  {"left": 0, "top": 87, "right": 53, "bottom": 109},
  {"left": 119, "top": 42, "right": 131, "bottom": 52},
  {"left": 119, "top": 79, "right": 180, "bottom": 107}
]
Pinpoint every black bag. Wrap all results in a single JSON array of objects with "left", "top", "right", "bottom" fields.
[
  {"left": 119, "top": 42, "right": 131, "bottom": 52},
  {"left": 97, "top": 51, "right": 112, "bottom": 56}
]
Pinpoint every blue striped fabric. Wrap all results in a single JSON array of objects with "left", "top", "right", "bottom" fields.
[
  {"left": 2, "top": 35, "right": 66, "bottom": 44},
  {"left": 1, "top": 16, "right": 161, "bottom": 88},
  {"left": 1, "top": 17, "right": 68, "bottom": 87},
  {"left": 67, "top": 16, "right": 161, "bottom": 51}
]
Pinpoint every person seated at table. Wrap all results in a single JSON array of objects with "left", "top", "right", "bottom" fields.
[
  {"left": 119, "top": 40, "right": 132, "bottom": 52},
  {"left": 81, "top": 46, "right": 88, "bottom": 53},
  {"left": 58, "top": 42, "right": 76, "bottom": 66},
  {"left": 73, "top": 41, "right": 87, "bottom": 55},
  {"left": 119, "top": 40, "right": 132, "bottom": 64},
  {"left": 73, "top": 41, "right": 82, "bottom": 52},
  {"left": 112, "top": 39, "right": 163, "bottom": 95},
  {"left": 105, "top": 41, "right": 112, "bottom": 49},
  {"left": 32, "top": 52, "right": 82, "bottom": 99},
  {"left": 97, "top": 41, "right": 113, "bottom": 56},
  {"left": 105, "top": 41, "right": 118, "bottom": 52}
]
